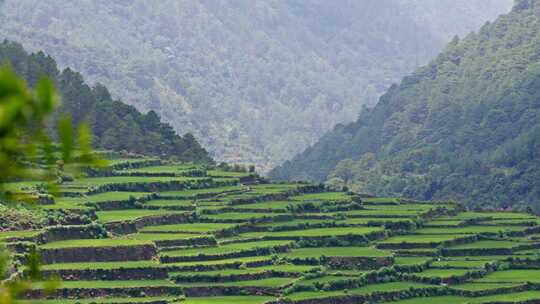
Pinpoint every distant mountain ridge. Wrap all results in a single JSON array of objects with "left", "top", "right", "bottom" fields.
[
  {"left": 0, "top": 40, "right": 212, "bottom": 163},
  {"left": 0, "top": 0, "right": 512, "bottom": 170},
  {"left": 270, "top": 0, "right": 540, "bottom": 211}
]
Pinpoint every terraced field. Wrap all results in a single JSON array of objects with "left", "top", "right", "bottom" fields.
[{"left": 3, "top": 156, "right": 540, "bottom": 304}]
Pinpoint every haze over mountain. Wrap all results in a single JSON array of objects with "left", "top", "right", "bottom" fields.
[
  {"left": 0, "top": 0, "right": 512, "bottom": 171},
  {"left": 0, "top": 41, "right": 212, "bottom": 163},
  {"left": 270, "top": 0, "right": 540, "bottom": 211}
]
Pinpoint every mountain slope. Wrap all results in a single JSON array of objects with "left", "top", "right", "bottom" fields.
[
  {"left": 270, "top": 0, "right": 540, "bottom": 211},
  {"left": 0, "top": 0, "right": 512, "bottom": 170},
  {"left": 0, "top": 40, "right": 212, "bottom": 163}
]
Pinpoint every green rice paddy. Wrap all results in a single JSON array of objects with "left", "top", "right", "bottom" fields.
[{"left": 5, "top": 157, "right": 539, "bottom": 304}]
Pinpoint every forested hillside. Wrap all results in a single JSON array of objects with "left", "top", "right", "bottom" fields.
[
  {"left": 0, "top": 41, "right": 212, "bottom": 163},
  {"left": 270, "top": 0, "right": 540, "bottom": 211},
  {"left": 0, "top": 0, "right": 512, "bottom": 170}
]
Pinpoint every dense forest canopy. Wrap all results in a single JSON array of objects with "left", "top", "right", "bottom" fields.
[
  {"left": 0, "top": 41, "right": 212, "bottom": 163},
  {"left": 270, "top": 0, "right": 540, "bottom": 212},
  {"left": 0, "top": 0, "right": 512, "bottom": 170}
]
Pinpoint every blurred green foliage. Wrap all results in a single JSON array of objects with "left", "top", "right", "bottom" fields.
[
  {"left": 0, "top": 65, "right": 103, "bottom": 197},
  {"left": 0, "top": 66, "right": 101, "bottom": 304}
]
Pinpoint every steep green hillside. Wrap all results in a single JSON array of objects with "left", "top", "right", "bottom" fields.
[
  {"left": 0, "top": 0, "right": 511, "bottom": 170},
  {"left": 2, "top": 155, "right": 540, "bottom": 304},
  {"left": 270, "top": 1, "right": 540, "bottom": 211},
  {"left": 0, "top": 41, "right": 212, "bottom": 163}
]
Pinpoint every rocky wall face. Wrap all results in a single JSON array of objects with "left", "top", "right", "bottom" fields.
[
  {"left": 40, "top": 244, "right": 157, "bottom": 264},
  {"left": 173, "top": 271, "right": 276, "bottom": 284},
  {"left": 41, "top": 267, "right": 168, "bottom": 281},
  {"left": 37, "top": 225, "right": 107, "bottom": 244},
  {"left": 182, "top": 286, "right": 278, "bottom": 297},
  {"left": 23, "top": 286, "right": 183, "bottom": 299}
]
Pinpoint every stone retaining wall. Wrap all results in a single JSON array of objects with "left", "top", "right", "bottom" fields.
[
  {"left": 40, "top": 244, "right": 157, "bottom": 264},
  {"left": 24, "top": 286, "right": 182, "bottom": 299},
  {"left": 41, "top": 266, "right": 168, "bottom": 281}
]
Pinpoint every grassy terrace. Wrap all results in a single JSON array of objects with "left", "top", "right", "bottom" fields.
[
  {"left": 183, "top": 296, "right": 274, "bottom": 304},
  {"left": 176, "top": 277, "right": 295, "bottom": 288},
  {"left": 284, "top": 246, "right": 390, "bottom": 258},
  {"left": 158, "top": 185, "right": 244, "bottom": 197},
  {"left": 5, "top": 157, "right": 540, "bottom": 304},
  {"left": 32, "top": 280, "right": 176, "bottom": 289},
  {"left": 66, "top": 176, "right": 203, "bottom": 187},
  {"left": 451, "top": 282, "right": 523, "bottom": 291},
  {"left": 424, "top": 220, "right": 467, "bottom": 227},
  {"left": 379, "top": 234, "right": 468, "bottom": 244},
  {"left": 143, "top": 199, "right": 195, "bottom": 208},
  {"left": 448, "top": 240, "right": 523, "bottom": 249},
  {"left": 171, "top": 264, "right": 316, "bottom": 277},
  {"left": 161, "top": 240, "right": 293, "bottom": 258},
  {"left": 206, "top": 170, "right": 253, "bottom": 177},
  {"left": 140, "top": 223, "right": 237, "bottom": 233},
  {"left": 125, "top": 233, "right": 212, "bottom": 241},
  {"left": 286, "top": 282, "right": 434, "bottom": 301},
  {"left": 338, "top": 218, "right": 414, "bottom": 225},
  {"left": 362, "top": 197, "right": 399, "bottom": 203},
  {"left": 200, "top": 212, "right": 283, "bottom": 221},
  {"left": 106, "top": 157, "right": 159, "bottom": 166},
  {"left": 296, "top": 275, "right": 359, "bottom": 286},
  {"left": 40, "top": 238, "right": 152, "bottom": 249},
  {"left": 342, "top": 209, "right": 425, "bottom": 217},
  {"left": 232, "top": 200, "right": 303, "bottom": 210},
  {"left": 41, "top": 260, "right": 162, "bottom": 270},
  {"left": 365, "top": 204, "right": 435, "bottom": 211},
  {"left": 79, "top": 191, "right": 152, "bottom": 202},
  {"left": 51, "top": 191, "right": 154, "bottom": 210},
  {"left": 430, "top": 259, "right": 489, "bottom": 268},
  {"left": 414, "top": 225, "right": 529, "bottom": 234},
  {"left": 477, "top": 270, "right": 540, "bottom": 283},
  {"left": 440, "top": 212, "right": 536, "bottom": 221},
  {"left": 257, "top": 219, "right": 336, "bottom": 228},
  {"left": 482, "top": 218, "right": 540, "bottom": 225},
  {"left": 166, "top": 255, "right": 274, "bottom": 267},
  {"left": 96, "top": 210, "right": 189, "bottom": 223},
  {"left": 415, "top": 268, "right": 471, "bottom": 278},
  {"left": 19, "top": 297, "right": 181, "bottom": 304},
  {"left": 394, "top": 257, "right": 431, "bottom": 266},
  {"left": 0, "top": 230, "right": 41, "bottom": 242},
  {"left": 385, "top": 293, "right": 540, "bottom": 304},
  {"left": 241, "top": 227, "right": 383, "bottom": 238},
  {"left": 120, "top": 164, "right": 198, "bottom": 173},
  {"left": 466, "top": 291, "right": 540, "bottom": 303},
  {"left": 289, "top": 192, "right": 352, "bottom": 201}
]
